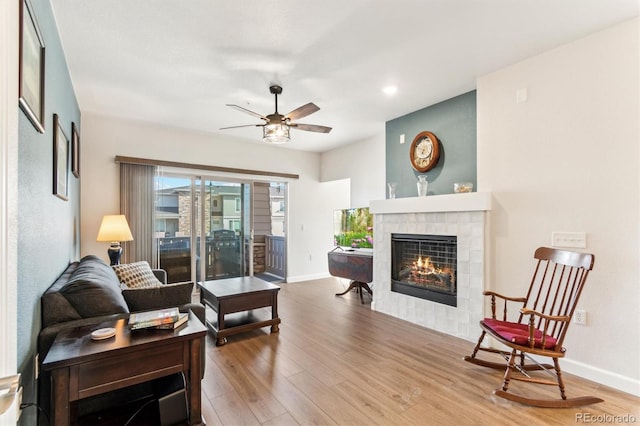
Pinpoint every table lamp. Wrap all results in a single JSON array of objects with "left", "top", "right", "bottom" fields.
[{"left": 96, "top": 214, "right": 133, "bottom": 265}]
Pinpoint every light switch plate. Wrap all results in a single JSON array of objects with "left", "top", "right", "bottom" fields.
[
  {"left": 551, "top": 231, "right": 586, "bottom": 248},
  {"left": 516, "top": 88, "right": 528, "bottom": 103}
]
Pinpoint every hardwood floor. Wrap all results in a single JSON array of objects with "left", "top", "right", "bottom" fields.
[{"left": 200, "top": 278, "right": 639, "bottom": 425}]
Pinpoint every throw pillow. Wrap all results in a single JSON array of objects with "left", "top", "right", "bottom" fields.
[
  {"left": 112, "top": 261, "right": 163, "bottom": 289},
  {"left": 122, "top": 282, "right": 194, "bottom": 312}
]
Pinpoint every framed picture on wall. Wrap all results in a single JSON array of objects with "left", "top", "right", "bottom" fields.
[
  {"left": 53, "top": 114, "right": 69, "bottom": 201},
  {"left": 71, "top": 122, "right": 80, "bottom": 178},
  {"left": 19, "top": 0, "right": 45, "bottom": 133}
]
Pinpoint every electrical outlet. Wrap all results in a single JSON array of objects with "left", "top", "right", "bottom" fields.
[{"left": 574, "top": 309, "right": 587, "bottom": 325}]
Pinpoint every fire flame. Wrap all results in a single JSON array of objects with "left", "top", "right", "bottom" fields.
[
  {"left": 414, "top": 256, "right": 439, "bottom": 274},
  {"left": 407, "top": 256, "right": 455, "bottom": 290}
]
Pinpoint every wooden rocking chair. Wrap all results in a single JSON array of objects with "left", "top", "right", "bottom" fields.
[{"left": 464, "top": 247, "right": 603, "bottom": 408}]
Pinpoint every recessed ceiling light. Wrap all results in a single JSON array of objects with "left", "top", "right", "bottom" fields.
[{"left": 382, "top": 86, "right": 398, "bottom": 95}]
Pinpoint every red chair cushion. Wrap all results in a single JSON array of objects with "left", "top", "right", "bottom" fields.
[{"left": 483, "top": 318, "right": 558, "bottom": 349}]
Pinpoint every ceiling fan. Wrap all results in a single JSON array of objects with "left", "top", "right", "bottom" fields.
[{"left": 221, "top": 85, "right": 332, "bottom": 144}]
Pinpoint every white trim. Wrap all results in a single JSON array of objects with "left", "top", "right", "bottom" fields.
[
  {"left": 370, "top": 192, "right": 492, "bottom": 214},
  {"left": 562, "top": 358, "right": 640, "bottom": 397},
  {"left": 0, "top": 0, "right": 19, "bottom": 378}
]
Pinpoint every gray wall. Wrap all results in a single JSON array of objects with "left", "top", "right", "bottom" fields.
[
  {"left": 385, "top": 91, "right": 477, "bottom": 198},
  {"left": 17, "top": 0, "right": 80, "bottom": 423}
]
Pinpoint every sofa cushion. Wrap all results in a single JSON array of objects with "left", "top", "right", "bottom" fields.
[
  {"left": 122, "top": 282, "right": 194, "bottom": 312},
  {"left": 113, "top": 261, "right": 163, "bottom": 289},
  {"left": 60, "top": 255, "right": 129, "bottom": 317}
]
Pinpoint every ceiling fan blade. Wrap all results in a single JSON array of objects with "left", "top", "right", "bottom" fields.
[
  {"left": 290, "top": 123, "right": 332, "bottom": 133},
  {"left": 226, "top": 104, "right": 267, "bottom": 120},
  {"left": 219, "top": 124, "right": 264, "bottom": 130},
  {"left": 285, "top": 103, "right": 320, "bottom": 121}
]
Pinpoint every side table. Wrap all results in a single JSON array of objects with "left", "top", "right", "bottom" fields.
[{"left": 41, "top": 311, "right": 206, "bottom": 425}]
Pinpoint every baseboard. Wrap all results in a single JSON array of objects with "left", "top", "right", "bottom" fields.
[
  {"left": 286, "top": 272, "right": 331, "bottom": 283},
  {"left": 561, "top": 358, "right": 640, "bottom": 397}
]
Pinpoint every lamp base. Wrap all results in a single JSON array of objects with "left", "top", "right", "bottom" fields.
[{"left": 107, "top": 244, "right": 123, "bottom": 266}]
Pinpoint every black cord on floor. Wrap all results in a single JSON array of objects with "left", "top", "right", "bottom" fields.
[
  {"left": 20, "top": 402, "right": 50, "bottom": 425},
  {"left": 123, "top": 398, "right": 156, "bottom": 426}
]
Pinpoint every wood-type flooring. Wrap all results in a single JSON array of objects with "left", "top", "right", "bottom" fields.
[{"left": 199, "top": 277, "right": 640, "bottom": 425}]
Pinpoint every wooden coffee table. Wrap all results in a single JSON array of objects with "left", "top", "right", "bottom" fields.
[
  {"left": 198, "top": 276, "right": 281, "bottom": 346},
  {"left": 41, "top": 311, "right": 206, "bottom": 426}
]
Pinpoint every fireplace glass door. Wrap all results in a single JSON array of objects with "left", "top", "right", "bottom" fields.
[{"left": 391, "top": 233, "right": 457, "bottom": 306}]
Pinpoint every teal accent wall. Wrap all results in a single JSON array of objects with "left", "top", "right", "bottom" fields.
[
  {"left": 385, "top": 91, "right": 477, "bottom": 198},
  {"left": 17, "top": 0, "right": 80, "bottom": 423}
]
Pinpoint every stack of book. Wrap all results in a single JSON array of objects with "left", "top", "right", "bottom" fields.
[{"left": 128, "top": 307, "right": 189, "bottom": 330}]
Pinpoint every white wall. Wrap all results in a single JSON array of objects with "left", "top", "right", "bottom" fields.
[
  {"left": 477, "top": 18, "right": 639, "bottom": 394},
  {"left": 80, "top": 113, "right": 348, "bottom": 282},
  {"left": 320, "top": 132, "right": 386, "bottom": 207}
]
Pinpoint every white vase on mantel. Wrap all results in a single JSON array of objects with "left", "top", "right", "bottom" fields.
[{"left": 417, "top": 175, "right": 428, "bottom": 197}]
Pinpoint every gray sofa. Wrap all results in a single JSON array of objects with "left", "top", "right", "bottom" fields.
[{"left": 37, "top": 254, "right": 205, "bottom": 422}]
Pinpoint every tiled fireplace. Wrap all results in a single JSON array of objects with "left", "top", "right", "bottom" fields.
[{"left": 369, "top": 193, "right": 491, "bottom": 341}]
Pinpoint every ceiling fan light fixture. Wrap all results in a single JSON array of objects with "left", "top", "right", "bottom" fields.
[{"left": 263, "top": 123, "right": 290, "bottom": 144}]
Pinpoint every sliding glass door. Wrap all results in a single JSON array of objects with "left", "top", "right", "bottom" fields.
[
  {"left": 154, "top": 174, "right": 250, "bottom": 283},
  {"left": 154, "top": 172, "right": 287, "bottom": 284},
  {"left": 196, "top": 179, "right": 248, "bottom": 281}
]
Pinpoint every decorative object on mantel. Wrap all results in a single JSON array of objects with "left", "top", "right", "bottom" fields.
[
  {"left": 409, "top": 131, "right": 440, "bottom": 173},
  {"left": 417, "top": 175, "right": 428, "bottom": 197},
  {"left": 96, "top": 214, "right": 134, "bottom": 265},
  {"left": 387, "top": 182, "right": 396, "bottom": 199},
  {"left": 454, "top": 182, "right": 473, "bottom": 193}
]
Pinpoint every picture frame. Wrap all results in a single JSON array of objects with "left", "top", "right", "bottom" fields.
[
  {"left": 19, "top": 0, "right": 46, "bottom": 133},
  {"left": 53, "top": 114, "right": 69, "bottom": 201},
  {"left": 71, "top": 122, "right": 80, "bottom": 178}
]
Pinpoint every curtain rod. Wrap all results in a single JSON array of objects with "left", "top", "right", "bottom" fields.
[{"left": 114, "top": 156, "right": 299, "bottom": 180}]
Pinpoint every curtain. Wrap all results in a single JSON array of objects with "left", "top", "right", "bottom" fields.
[{"left": 120, "top": 163, "right": 157, "bottom": 266}]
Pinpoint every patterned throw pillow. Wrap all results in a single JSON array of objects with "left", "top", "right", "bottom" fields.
[{"left": 112, "top": 261, "right": 162, "bottom": 289}]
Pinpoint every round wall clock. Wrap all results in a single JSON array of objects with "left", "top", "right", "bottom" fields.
[{"left": 409, "top": 131, "right": 440, "bottom": 173}]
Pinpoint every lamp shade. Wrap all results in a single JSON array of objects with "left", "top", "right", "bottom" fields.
[{"left": 96, "top": 215, "right": 133, "bottom": 242}]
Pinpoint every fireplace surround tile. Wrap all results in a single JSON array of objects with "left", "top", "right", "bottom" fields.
[{"left": 370, "top": 194, "right": 491, "bottom": 342}]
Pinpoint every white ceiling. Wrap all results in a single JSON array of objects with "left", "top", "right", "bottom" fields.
[{"left": 51, "top": 0, "right": 638, "bottom": 153}]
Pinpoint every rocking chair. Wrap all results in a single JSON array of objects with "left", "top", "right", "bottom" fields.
[{"left": 464, "top": 247, "right": 603, "bottom": 408}]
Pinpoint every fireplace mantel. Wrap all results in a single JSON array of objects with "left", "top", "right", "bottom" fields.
[{"left": 370, "top": 192, "right": 492, "bottom": 215}]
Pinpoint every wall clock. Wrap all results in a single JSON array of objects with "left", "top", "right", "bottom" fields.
[{"left": 409, "top": 131, "right": 440, "bottom": 172}]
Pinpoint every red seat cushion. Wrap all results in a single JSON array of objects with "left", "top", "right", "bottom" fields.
[{"left": 482, "top": 318, "right": 558, "bottom": 350}]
